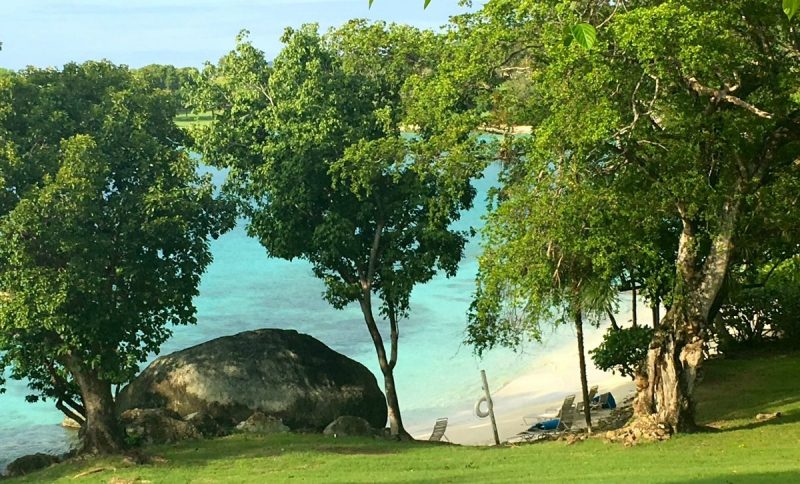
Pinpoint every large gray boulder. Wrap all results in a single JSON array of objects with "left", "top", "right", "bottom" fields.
[{"left": 117, "top": 329, "right": 387, "bottom": 431}]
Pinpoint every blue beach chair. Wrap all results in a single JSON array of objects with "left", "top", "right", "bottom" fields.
[{"left": 518, "top": 394, "right": 576, "bottom": 441}]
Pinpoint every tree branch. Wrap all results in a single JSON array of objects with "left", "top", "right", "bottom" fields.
[
  {"left": 388, "top": 304, "right": 399, "bottom": 370},
  {"left": 365, "top": 220, "right": 384, "bottom": 289},
  {"left": 686, "top": 77, "right": 773, "bottom": 119}
]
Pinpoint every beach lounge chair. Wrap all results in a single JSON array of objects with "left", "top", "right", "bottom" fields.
[
  {"left": 577, "top": 385, "right": 599, "bottom": 412},
  {"left": 523, "top": 394, "right": 576, "bottom": 426},
  {"left": 522, "top": 394, "right": 575, "bottom": 425},
  {"left": 428, "top": 417, "right": 449, "bottom": 442},
  {"left": 519, "top": 394, "right": 576, "bottom": 441}
]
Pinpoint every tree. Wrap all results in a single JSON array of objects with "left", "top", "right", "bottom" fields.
[
  {"left": 418, "top": 0, "right": 799, "bottom": 435},
  {"left": 0, "top": 61, "right": 232, "bottom": 453},
  {"left": 467, "top": 145, "right": 626, "bottom": 433},
  {"left": 191, "top": 23, "right": 477, "bottom": 438}
]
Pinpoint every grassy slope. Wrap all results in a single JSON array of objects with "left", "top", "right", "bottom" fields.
[{"left": 12, "top": 352, "right": 800, "bottom": 483}]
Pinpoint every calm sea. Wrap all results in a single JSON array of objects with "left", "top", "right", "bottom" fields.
[{"left": 0, "top": 162, "right": 606, "bottom": 470}]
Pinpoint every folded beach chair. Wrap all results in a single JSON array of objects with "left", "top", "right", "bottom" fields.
[
  {"left": 577, "top": 385, "right": 599, "bottom": 412},
  {"left": 428, "top": 417, "right": 449, "bottom": 442},
  {"left": 519, "top": 394, "right": 576, "bottom": 441}
]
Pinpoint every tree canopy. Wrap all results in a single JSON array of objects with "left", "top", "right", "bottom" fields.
[
  {"left": 192, "top": 22, "right": 479, "bottom": 437},
  {"left": 0, "top": 61, "right": 232, "bottom": 453}
]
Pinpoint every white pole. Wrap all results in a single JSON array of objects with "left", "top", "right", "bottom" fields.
[{"left": 481, "top": 369, "right": 500, "bottom": 445}]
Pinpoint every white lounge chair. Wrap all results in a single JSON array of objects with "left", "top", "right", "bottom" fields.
[{"left": 428, "top": 417, "right": 449, "bottom": 442}]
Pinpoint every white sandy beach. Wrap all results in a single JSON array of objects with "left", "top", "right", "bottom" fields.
[{"left": 406, "top": 293, "right": 650, "bottom": 445}]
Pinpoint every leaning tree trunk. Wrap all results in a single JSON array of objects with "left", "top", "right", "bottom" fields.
[
  {"left": 359, "top": 294, "right": 411, "bottom": 439},
  {"left": 633, "top": 200, "right": 739, "bottom": 434},
  {"left": 65, "top": 357, "right": 126, "bottom": 454},
  {"left": 575, "top": 308, "right": 592, "bottom": 433}
]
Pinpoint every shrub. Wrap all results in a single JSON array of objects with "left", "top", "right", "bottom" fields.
[{"left": 590, "top": 326, "right": 654, "bottom": 379}]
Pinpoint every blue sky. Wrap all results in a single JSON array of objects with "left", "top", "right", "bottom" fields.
[{"left": 0, "top": 0, "right": 483, "bottom": 70}]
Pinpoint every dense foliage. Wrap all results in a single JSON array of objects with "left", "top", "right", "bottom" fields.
[
  {"left": 591, "top": 326, "right": 655, "bottom": 378},
  {"left": 134, "top": 64, "right": 199, "bottom": 112},
  {"left": 714, "top": 259, "right": 800, "bottom": 352}
]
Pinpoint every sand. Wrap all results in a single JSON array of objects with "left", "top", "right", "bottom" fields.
[{"left": 406, "top": 292, "right": 650, "bottom": 445}]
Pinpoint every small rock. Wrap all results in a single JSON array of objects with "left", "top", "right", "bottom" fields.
[
  {"left": 235, "top": 412, "right": 290, "bottom": 434},
  {"left": 61, "top": 416, "right": 82, "bottom": 429},
  {"left": 323, "top": 416, "right": 374, "bottom": 438},
  {"left": 5, "top": 453, "right": 60, "bottom": 477},
  {"left": 756, "top": 412, "right": 782, "bottom": 421}
]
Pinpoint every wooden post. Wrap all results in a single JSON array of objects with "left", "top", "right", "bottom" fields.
[{"left": 481, "top": 369, "right": 501, "bottom": 446}]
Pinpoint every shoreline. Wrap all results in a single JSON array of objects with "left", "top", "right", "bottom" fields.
[{"left": 405, "top": 292, "right": 650, "bottom": 444}]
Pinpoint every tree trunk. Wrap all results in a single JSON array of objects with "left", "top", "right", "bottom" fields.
[
  {"left": 382, "top": 367, "right": 407, "bottom": 438},
  {"left": 633, "top": 199, "right": 739, "bottom": 434},
  {"left": 606, "top": 308, "right": 620, "bottom": 332},
  {"left": 652, "top": 299, "right": 660, "bottom": 329},
  {"left": 575, "top": 309, "right": 592, "bottom": 433},
  {"left": 56, "top": 399, "right": 86, "bottom": 428},
  {"left": 631, "top": 279, "right": 638, "bottom": 328},
  {"left": 359, "top": 295, "right": 411, "bottom": 439},
  {"left": 67, "top": 361, "right": 125, "bottom": 454},
  {"left": 633, "top": 309, "right": 704, "bottom": 432}
]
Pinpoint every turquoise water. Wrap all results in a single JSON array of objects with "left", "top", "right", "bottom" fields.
[{"left": 0, "top": 162, "right": 586, "bottom": 469}]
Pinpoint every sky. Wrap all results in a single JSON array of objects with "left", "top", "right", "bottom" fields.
[{"left": 0, "top": 0, "right": 484, "bottom": 71}]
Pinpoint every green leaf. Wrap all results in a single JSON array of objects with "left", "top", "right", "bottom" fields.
[
  {"left": 369, "top": 0, "right": 374, "bottom": 7},
  {"left": 785, "top": 0, "right": 800, "bottom": 20},
  {"left": 571, "top": 23, "right": 597, "bottom": 50},
  {"left": 562, "top": 24, "right": 574, "bottom": 47}
]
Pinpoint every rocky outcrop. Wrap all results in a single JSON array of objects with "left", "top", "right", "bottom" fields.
[
  {"left": 235, "top": 412, "right": 290, "bottom": 434},
  {"left": 120, "top": 408, "right": 201, "bottom": 445},
  {"left": 117, "top": 329, "right": 387, "bottom": 431},
  {"left": 5, "top": 453, "right": 60, "bottom": 477},
  {"left": 323, "top": 416, "right": 375, "bottom": 438}
]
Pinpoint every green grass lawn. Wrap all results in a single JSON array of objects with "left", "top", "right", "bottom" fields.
[
  {"left": 174, "top": 112, "right": 213, "bottom": 129},
  {"left": 11, "top": 352, "right": 800, "bottom": 483}
]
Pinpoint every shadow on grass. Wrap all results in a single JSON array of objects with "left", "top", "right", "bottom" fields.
[
  {"left": 719, "top": 408, "right": 800, "bottom": 432},
  {"left": 695, "top": 352, "right": 800, "bottom": 426},
  {"left": 667, "top": 470, "right": 800, "bottom": 483},
  {"left": 146, "top": 433, "right": 439, "bottom": 467}
]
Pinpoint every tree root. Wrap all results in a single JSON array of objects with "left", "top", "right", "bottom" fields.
[{"left": 604, "top": 416, "right": 672, "bottom": 446}]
